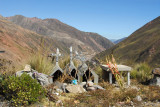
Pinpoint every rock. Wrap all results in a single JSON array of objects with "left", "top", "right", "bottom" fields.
[
  {"left": 53, "top": 92, "right": 59, "bottom": 96},
  {"left": 130, "top": 86, "right": 140, "bottom": 91},
  {"left": 56, "top": 89, "right": 63, "bottom": 94},
  {"left": 15, "top": 70, "right": 34, "bottom": 78},
  {"left": 15, "top": 65, "right": 50, "bottom": 86},
  {"left": 150, "top": 76, "right": 160, "bottom": 86},
  {"left": 87, "top": 86, "right": 96, "bottom": 91},
  {"left": 33, "top": 72, "right": 50, "bottom": 86},
  {"left": 79, "top": 82, "right": 86, "bottom": 87},
  {"left": 62, "top": 83, "right": 67, "bottom": 92},
  {"left": 23, "top": 64, "right": 31, "bottom": 71},
  {"left": 53, "top": 82, "right": 68, "bottom": 92},
  {"left": 150, "top": 68, "right": 160, "bottom": 86},
  {"left": 135, "top": 95, "right": 142, "bottom": 101},
  {"left": 74, "top": 100, "right": 80, "bottom": 104},
  {"left": 130, "top": 101, "right": 134, "bottom": 106},
  {"left": 0, "top": 101, "right": 10, "bottom": 107},
  {"left": 92, "top": 85, "right": 105, "bottom": 90},
  {"left": 53, "top": 81, "right": 63, "bottom": 89},
  {"left": 152, "top": 68, "right": 160, "bottom": 75},
  {"left": 15, "top": 65, "right": 36, "bottom": 78},
  {"left": 66, "top": 84, "right": 86, "bottom": 93},
  {"left": 87, "top": 81, "right": 94, "bottom": 87},
  {"left": 56, "top": 100, "right": 63, "bottom": 106}
]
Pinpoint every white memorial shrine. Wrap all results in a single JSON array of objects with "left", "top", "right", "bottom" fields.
[{"left": 101, "top": 64, "right": 132, "bottom": 85}]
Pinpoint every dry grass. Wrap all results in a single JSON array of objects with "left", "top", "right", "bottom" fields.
[
  {"left": 63, "top": 82, "right": 140, "bottom": 106},
  {"left": 57, "top": 73, "right": 74, "bottom": 83},
  {"left": 139, "top": 85, "right": 160, "bottom": 102},
  {"left": 59, "top": 56, "right": 70, "bottom": 69},
  {"left": 0, "top": 59, "right": 18, "bottom": 75},
  {"left": 59, "top": 55, "right": 79, "bottom": 69},
  {"left": 130, "top": 63, "right": 152, "bottom": 83},
  {"left": 62, "top": 80, "right": 160, "bottom": 106},
  {"left": 28, "top": 51, "right": 53, "bottom": 75}
]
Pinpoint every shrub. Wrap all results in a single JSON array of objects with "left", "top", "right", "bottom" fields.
[
  {"left": 0, "top": 73, "right": 46, "bottom": 106},
  {"left": 130, "top": 63, "right": 152, "bottom": 83}
]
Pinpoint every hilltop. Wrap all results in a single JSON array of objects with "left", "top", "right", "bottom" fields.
[{"left": 7, "top": 15, "right": 114, "bottom": 55}]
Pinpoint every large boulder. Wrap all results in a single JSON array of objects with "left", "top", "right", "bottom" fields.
[
  {"left": 15, "top": 64, "right": 50, "bottom": 86},
  {"left": 33, "top": 72, "right": 50, "bottom": 86},
  {"left": 15, "top": 65, "right": 36, "bottom": 78},
  {"left": 66, "top": 84, "right": 86, "bottom": 93}
]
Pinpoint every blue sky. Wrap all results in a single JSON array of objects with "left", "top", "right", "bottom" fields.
[{"left": 0, "top": 0, "right": 159, "bottom": 39}]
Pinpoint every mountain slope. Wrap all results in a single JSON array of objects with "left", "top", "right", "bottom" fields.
[
  {"left": 95, "top": 16, "right": 160, "bottom": 67},
  {"left": 7, "top": 15, "right": 114, "bottom": 55},
  {"left": 0, "top": 15, "right": 67, "bottom": 64}
]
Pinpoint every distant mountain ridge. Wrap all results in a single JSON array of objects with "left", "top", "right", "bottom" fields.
[
  {"left": 0, "top": 14, "right": 114, "bottom": 64},
  {"left": 7, "top": 15, "right": 114, "bottom": 55},
  {"left": 110, "top": 37, "right": 127, "bottom": 44},
  {"left": 113, "top": 37, "right": 127, "bottom": 44},
  {"left": 95, "top": 16, "right": 160, "bottom": 67}
]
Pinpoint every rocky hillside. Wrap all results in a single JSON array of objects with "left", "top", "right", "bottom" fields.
[
  {"left": 7, "top": 15, "right": 114, "bottom": 55},
  {"left": 0, "top": 15, "right": 67, "bottom": 64},
  {"left": 95, "top": 16, "right": 160, "bottom": 67}
]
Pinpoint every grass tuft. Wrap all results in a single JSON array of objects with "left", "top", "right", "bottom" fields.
[
  {"left": 29, "top": 51, "right": 53, "bottom": 75},
  {"left": 130, "top": 63, "right": 152, "bottom": 83}
]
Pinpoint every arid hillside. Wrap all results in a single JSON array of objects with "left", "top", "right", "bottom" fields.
[
  {"left": 0, "top": 15, "right": 67, "bottom": 64},
  {"left": 95, "top": 16, "right": 160, "bottom": 67},
  {"left": 7, "top": 15, "right": 114, "bottom": 55}
]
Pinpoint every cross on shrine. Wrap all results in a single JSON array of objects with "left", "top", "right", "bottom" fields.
[
  {"left": 74, "top": 51, "right": 86, "bottom": 64},
  {"left": 70, "top": 46, "right": 74, "bottom": 65}
]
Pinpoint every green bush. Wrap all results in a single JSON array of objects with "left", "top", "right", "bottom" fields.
[
  {"left": 130, "top": 63, "right": 152, "bottom": 83},
  {"left": 0, "top": 73, "right": 46, "bottom": 106}
]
